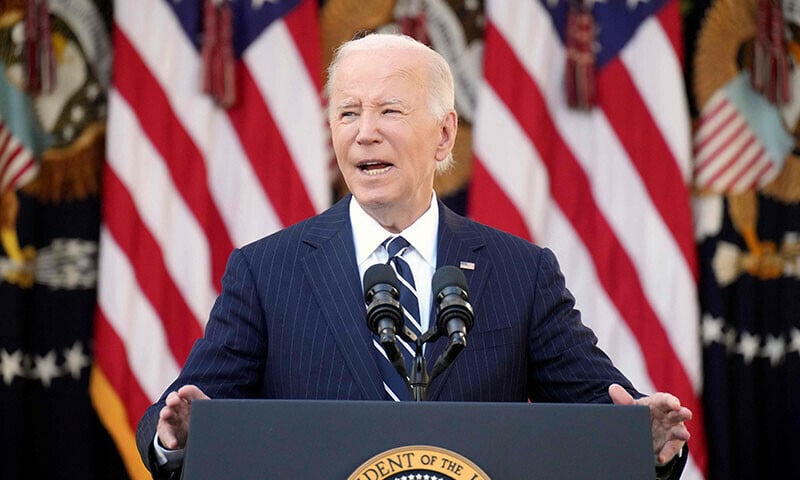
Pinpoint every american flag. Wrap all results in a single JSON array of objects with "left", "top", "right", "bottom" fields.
[
  {"left": 693, "top": 79, "right": 787, "bottom": 194},
  {"left": 0, "top": 119, "right": 37, "bottom": 196},
  {"left": 89, "top": 1, "right": 328, "bottom": 477},
  {"left": 469, "top": 0, "right": 707, "bottom": 477}
]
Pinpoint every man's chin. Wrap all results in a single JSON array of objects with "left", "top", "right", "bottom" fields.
[{"left": 353, "top": 194, "right": 391, "bottom": 210}]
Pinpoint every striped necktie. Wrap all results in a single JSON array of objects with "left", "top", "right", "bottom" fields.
[{"left": 373, "top": 235, "right": 421, "bottom": 401}]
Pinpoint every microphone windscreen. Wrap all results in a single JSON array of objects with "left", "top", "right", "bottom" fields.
[
  {"left": 363, "top": 263, "right": 399, "bottom": 292},
  {"left": 432, "top": 265, "right": 469, "bottom": 295}
]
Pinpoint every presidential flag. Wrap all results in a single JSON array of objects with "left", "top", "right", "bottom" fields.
[
  {"left": 0, "top": 1, "right": 125, "bottom": 478},
  {"left": 90, "top": 1, "right": 329, "bottom": 478},
  {"left": 691, "top": 0, "right": 800, "bottom": 477},
  {"left": 470, "top": 1, "right": 707, "bottom": 477}
]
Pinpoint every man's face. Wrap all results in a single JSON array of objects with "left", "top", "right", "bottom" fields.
[{"left": 329, "top": 48, "right": 453, "bottom": 226}]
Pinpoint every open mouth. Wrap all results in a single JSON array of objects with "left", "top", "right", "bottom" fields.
[{"left": 358, "top": 161, "right": 393, "bottom": 175}]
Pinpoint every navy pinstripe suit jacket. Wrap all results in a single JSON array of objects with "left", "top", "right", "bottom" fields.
[{"left": 136, "top": 195, "right": 637, "bottom": 475}]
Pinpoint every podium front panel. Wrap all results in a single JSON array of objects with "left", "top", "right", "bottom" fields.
[{"left": 182, "top": 399, "right": 654, "bottom": 479}]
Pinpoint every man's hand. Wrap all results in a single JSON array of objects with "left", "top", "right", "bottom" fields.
[
  {"left": 608, "top": 383, "right": 691, "bottom": 465},
  {"left": 156, "top": 385, "right": 210, "bottom": 450}
]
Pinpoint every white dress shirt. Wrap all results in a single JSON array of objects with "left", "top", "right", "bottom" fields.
[{"left": 350, "top": 192, "right": 439, "bottom": 335}]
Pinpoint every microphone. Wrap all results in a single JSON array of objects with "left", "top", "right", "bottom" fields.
[
  {"left": 430, "top": 265, "right": 475, "bottom": 379},
  {"left": 433, "top": 265, "right": 475, "bottom": 342},
  {"left": 363, "top": 264, "right": 406, "bottom": 377}
]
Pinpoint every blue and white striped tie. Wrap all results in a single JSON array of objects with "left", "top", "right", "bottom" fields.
[{"left": 374, "top": 235, "right": 422, "bottom": 401}]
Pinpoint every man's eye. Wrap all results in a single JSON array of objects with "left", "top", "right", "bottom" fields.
[
  {"left": 383, "top": 109, "right": 401, "bottom": 115},
  {"left": 340, "top": 111, "right": 357, "bottom": 119}
]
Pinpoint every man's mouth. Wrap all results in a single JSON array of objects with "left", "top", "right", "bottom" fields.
[{"left": 358, "top": 161, "right": 393, "bottom": 175}]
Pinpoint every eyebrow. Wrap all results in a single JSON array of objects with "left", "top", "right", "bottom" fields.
[
  {"left": 380, "top": 98, "right": 405, "bottom": 107},
  {"left": 335, "top": 97, "right": 406, "bottom": 111},
  {"left": 335, "top": 99, "right": 360, "bottom": 110}
]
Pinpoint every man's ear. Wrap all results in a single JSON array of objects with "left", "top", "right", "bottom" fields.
[{"left": 434, "top": 110, "right": 458, "bottom": 161}]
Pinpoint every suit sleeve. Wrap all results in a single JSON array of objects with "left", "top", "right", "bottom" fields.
[
  {"left": 135, "top": 247, "right": 268, "bottom": 477},
  {"left": 526, "top": 247, "right": 640, "bottom": 403},
  {"left": 526, "top": 249, "right": 689, "bottom": 479}
]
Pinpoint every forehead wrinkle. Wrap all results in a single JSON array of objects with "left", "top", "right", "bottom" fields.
[{"left": 332, "top": 56, "right": 427, "bottom": 111}]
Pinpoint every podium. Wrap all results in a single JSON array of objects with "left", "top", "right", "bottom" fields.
[{"left": 181, "top": 399, "right": 654, "bottom": 479}]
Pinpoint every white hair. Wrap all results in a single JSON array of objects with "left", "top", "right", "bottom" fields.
[{"left": 325, "top": 33, "right": 456, "bottom": 171}]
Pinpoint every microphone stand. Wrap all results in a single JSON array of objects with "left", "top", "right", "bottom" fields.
[
  {"left": 396, "top": 325, "right": 461, "bottom": 402},
  {"left": 409, "top": 338, "right": 429, "bottom": 401}
]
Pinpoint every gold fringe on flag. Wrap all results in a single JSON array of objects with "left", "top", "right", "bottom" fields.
[{"left": 90, "top": 366, "right": 152, "bottom": 480}]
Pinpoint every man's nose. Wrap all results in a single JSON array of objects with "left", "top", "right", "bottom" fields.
[{"left": 356, "top": 113, "right": 382, "bottom": 144}]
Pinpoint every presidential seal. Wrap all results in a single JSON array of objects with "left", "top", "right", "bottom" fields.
[{"left": 348, "top": 445, "right": 491, "bottom": 480}]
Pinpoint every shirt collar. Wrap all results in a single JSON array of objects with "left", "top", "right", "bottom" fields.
[{"left": 350, "top": 193, "right": 439, "bottom": 267}]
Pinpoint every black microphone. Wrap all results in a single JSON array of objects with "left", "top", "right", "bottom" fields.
[
  {"left": 433, "top": 265, "right": 475, "bottom": 341},
  {"left": 430, "top": 265, "right": 475, "bottom": 379},
  {"left": 363, "top": 264, "right": 407, "bottom": 377}
]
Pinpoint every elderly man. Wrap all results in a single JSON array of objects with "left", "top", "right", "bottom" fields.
[{"left": 136, "top": 33, "right": 691, "bottom": 479}]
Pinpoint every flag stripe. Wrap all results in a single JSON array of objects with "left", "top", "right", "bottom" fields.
[
  {"left": 721, "top": 150, "right": 764, "bottom": 191},
  {"left": 0, "top": 145, "right": 25, "bottom": 190},
  {"left": 115, "top": 0, "right": 285, "bottom": 247},
  {"left": 486, "top": 18, "right": 701, "bottom": 388},
  {"left": 709, "top": 140, "right": 762, "bottom": 188},
  {"left": 694, "top": 102, "right": 736, "bottom": 154},
  {"left": 655, "top": 0, "right": 684, "bottom": 66},
  {"left": 227, "top": 64, "right": 318, "bottom": 226},
  {"left": 621, "top": 9, "right": 690, "bottom": 175},
  {"left": 473, "top": 0, "right": 707, "bottom": 475},
  {"left": 483, "top": 24, "right": 688, "bottom": 389},
  {"left": 101, "top": 168, "right": 200, "bottom": 365},
  {"left": 107, "top": 90, "right": 217, "bottom": 327},
  {"left": 97, "top": 223, "right": 183, "bottom": 401},
  {"left": 282, "top": 0, "right": 322, "bottom": 92},
  {"left": 473, "top": 83, "right": 657, "bottom": 395},
  {"left": 95, "top": 3, "right": 327, "bottom": 477},
  {"left": 696, "top": 120, "right": 749, "bottom": 177},
  {"left": 695, "top": 121, "right": 748, "bottom": 177},
  {"left": 93, "top": 309, "right": 153, "bottom": 435},
  {"left": 729, "top": 157, "right": 775, "bottom": 193},
  {"left": 7, "top": 158, "right": 36, "bottom": 192},
  {"left": 486, "top": 0, "right": 703, "bottom": 384},
  {"left": 112, "top": 26, "right": 232, "bottom": 293},
  {"left": 0, "top": 120, "right": 37, "bottom": 193},
  {"left": 467, "top": 158, "right": 534, "bottom": 243},
  {"left": 471, "top": 79, "right": 551, "bottom": 239},
  {"left": 243, "top": 3, "right": 330, "bottom": 217},
  {"left": 599, "top": 59, "right": 697, "bottom": 276}
]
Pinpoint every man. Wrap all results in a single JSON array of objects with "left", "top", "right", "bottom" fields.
[{"left": 136, "top": 33, "right": 691, "bottom": 479}]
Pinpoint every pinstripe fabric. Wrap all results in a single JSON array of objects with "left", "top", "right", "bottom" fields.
[{"left": 136, "top": 194, "right": 638, "bottom": 474}]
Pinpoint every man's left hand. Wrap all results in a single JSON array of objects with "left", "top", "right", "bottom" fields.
[{"left": 608, "top": 383, "right": 692, "bottom": 465}]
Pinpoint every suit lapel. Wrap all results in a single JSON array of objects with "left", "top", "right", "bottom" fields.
[
  {"left": 298, "top": 198, "right": 492, "bottom": 401},
  {"left": 426, "top": 202, "right": 490, "bottom": 400},
  {"left": 300, "top": 196, "right": 385, "bottom": 400}
]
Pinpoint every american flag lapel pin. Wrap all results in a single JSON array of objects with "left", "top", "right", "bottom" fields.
[{"left": 459, "top": 261, "right": 475, "bottom": 271}]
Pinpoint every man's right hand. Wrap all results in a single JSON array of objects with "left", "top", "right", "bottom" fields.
[{"left": 156, "top": 385, "right": 210, "bottom": 450}]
